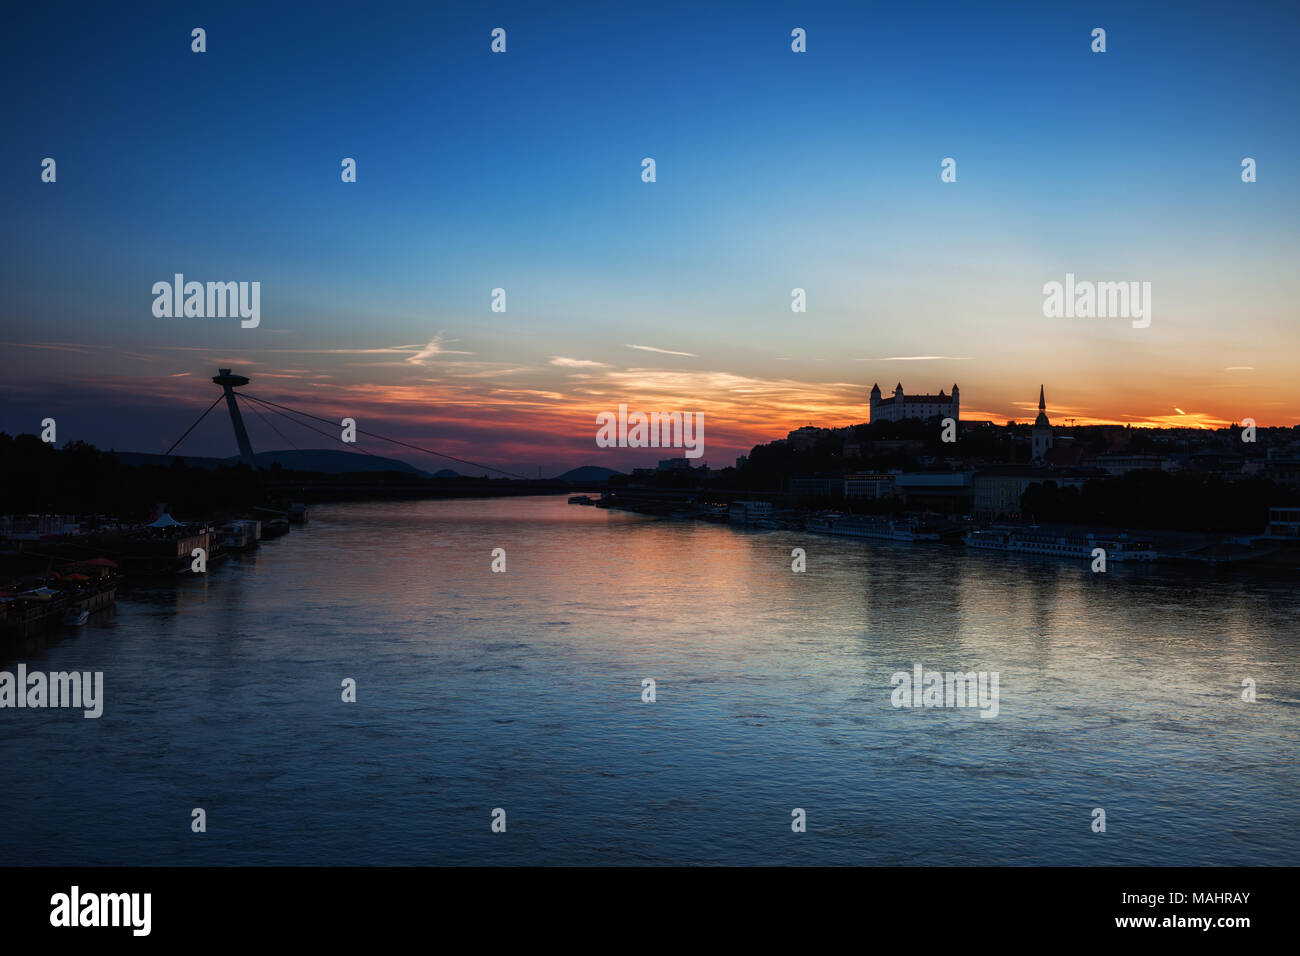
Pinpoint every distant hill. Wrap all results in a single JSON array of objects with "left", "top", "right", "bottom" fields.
[
  {"left": 113, "top": 452, "right": 224, "bottom": 470},
  {"left": 113, "top": 448, "right": 433, "bottom": 477},
  {"left": 240, "top": 449, "right": 433, "bottom": 477},
  {"left": 556, "top": 465, "right": 623, "bottom": 482},
  {"left": 111, "top": 450, "right": 618, "bottom": 482}
]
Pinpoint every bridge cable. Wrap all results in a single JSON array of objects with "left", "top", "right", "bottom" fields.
[
  {"left": 237, "top": 394, "right": 394, "bottom": 465},
  {"left": 164, "top": 394, "right": 225, "bottom": 456},
  {"left": 239, "top": 391, "right": 530, "bottom": 479},
  {"left": 236, "top": 393, "right": 300, "bottom": 451}
]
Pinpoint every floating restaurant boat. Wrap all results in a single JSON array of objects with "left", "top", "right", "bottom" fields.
[
  {"left": 61, "top": 563, "right": 118, "bottom": 614},
  {"left": 1, "top": 563, "right": 118, "bottom": 640},
  {"left": 118, "top": 517, "right": 215, "bottom": 575},
  {"left": 963, "top": 528, "right": 1157, "bottom": 562},
  {"left": 0, "top": 589, "right": 68, "bottom": 639},
  {"left": 806, "top": 513, "right": 942, "bottom": 542}
]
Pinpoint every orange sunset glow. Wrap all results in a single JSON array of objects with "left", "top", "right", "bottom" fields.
[{"left": 2, "top": 333, "right": 1290, "bottom": 474}]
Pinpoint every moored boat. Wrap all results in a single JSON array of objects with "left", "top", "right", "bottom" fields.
[
  {"left": 807, "top": 513, "right": 940, "bottom": 542},
  {"left": 219, "top": 523, "right": 253, "bottom": 551},
  {"left": 219, "top": 519, "right": 262, "bottom": 552},
  {"left": 963, "top": 527, "right": 1157, "bottom": 561}
]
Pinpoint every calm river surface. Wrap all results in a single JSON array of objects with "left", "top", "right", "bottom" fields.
[{"left": 3, "top": 496, "right": 1298, "bottom": 865}]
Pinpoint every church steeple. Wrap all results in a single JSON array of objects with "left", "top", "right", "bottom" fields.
[{"left": 1031, "top": 384, "right": 1054, "bottom": 460}]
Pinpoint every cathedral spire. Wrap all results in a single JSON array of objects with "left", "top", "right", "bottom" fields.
[
  {"left": 1032, "top": 384, "right": 1054, "bottom": 459},
  {"left": 1034, "top": 384, "right": 1051, "bottom": 428}
]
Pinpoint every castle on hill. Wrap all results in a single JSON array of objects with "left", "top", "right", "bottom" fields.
[{"left": 869, "top": 383, "right": 959, "bottom": 423}]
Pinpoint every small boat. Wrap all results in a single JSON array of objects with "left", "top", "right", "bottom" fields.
[
  {"left": 568, "top": 495, "right": 595, "bottom": 505},
  {"left": 219, "top": 521, "right": 260, "bottom": 551},
  {"left": 62, "top": 608, "right": 89, "bottom": 627}
]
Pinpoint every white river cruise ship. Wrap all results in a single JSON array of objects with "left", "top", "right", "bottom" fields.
[{"left": 964, "top": 528, "right": 1157, "bottom": 561}]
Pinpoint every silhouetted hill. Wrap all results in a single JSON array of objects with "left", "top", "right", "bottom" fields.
[
  {"left": 114, "top": 448, "right": 432, "bottom": 477},
  {"left": 556, "top": 465, "right": 623, "bottom": 482}
]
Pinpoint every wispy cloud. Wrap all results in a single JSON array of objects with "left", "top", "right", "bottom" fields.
[
  {"left": 1007, "top": 398, "right": 1230, "bottom": 429},
  {"left": 1224, "top": 366, "right": 1255, "bottom": 371},
  {"left": 0, "top": 341, "right": 100, "bottom": 354},
  {"left": 406, "top": 335, "right": 475, "bottom": 366},
  {"left": 1137, "top": 411, "right": 1230, "bottom": 428},
  {"left": 151, "top": 341, "right": 477, "bottom": 364},
  {"left": 858, "top": 355, "right": 971, "bottom": 362},
  {"left": 626, "top": 344, "right": 698, "bottom": 358},
  {"left": 550, "top": 357, "right": 609, "bottom": 368},
  {"left": 157, "top": 344, "right": 429, "bottom": 356}
]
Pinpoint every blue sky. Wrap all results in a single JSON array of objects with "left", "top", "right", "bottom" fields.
[{"left": 2, "top": 0, "right": 1298, "bottom": 472}]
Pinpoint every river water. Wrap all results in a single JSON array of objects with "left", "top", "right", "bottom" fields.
[{"left": 3, "top": 496, "right": 1297, "bottom": 865}]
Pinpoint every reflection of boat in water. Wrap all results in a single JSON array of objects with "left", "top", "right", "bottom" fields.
[
  {"left": 963, "top": 528, "right": 1157, "bottom": 561},
  {"left": 261, "top": 517, "right": 291, "bottom": 539},
  {"left": 568, "top": 495, "right": 596, "bottom": 505},
  {"left": 62, "top": 608, "right": 89, "bottom": 627},
  {"left": 806, "top": 514, "right": 941, "bottom": 541}
]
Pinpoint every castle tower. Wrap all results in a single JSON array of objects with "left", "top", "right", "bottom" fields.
[
  {"left": 952, "top": 384, "right": 960, "bottom": 421},
  {"left": 1031, "top": 384, "right": 1054, "bottom": 461},
  {"left": 870, "top": 382, "right": 881, "bottom": 416}
]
